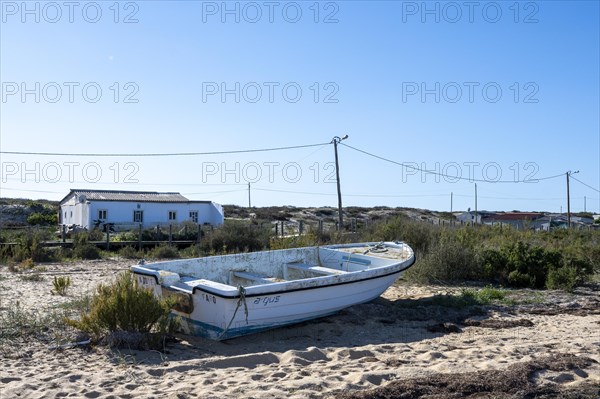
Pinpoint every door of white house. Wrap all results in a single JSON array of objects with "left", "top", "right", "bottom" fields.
[{"left": 133, "top": 210, "right": 144, "bottom": 223}]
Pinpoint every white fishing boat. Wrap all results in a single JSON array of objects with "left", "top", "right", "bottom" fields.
[{"left": 130, "top": 241, "right": 415, "bottom": 340}]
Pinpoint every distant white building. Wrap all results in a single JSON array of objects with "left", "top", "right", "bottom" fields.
[
  {"left": 455, "top": 211, "right": 483, "bottom": 224},
  {"left": 59, "top": 189, "right": 224, "bottom": 230}
]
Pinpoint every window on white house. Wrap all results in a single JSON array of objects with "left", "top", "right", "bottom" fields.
[
  {"left": 189, "top": 211, "right": 198, "bottom": 223},
  {"left": 133, "top": 210, "right": 144, "bottom": 223},
  {"left": 98, "top": 210, "right": 107, "bottom": 220},
  {"left": 64, "top": 211, "right": 67, "bottom": 219},
  {"left": 168, "top": 211, "right": 177, "bottom": 221},
  {"left": 70, "top": 211, "right": 73, "bottom": 218}
]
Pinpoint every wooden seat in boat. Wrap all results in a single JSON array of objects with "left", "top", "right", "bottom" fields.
[
  {"left": 232, "top": 271, "right": 280, "bottom": 285},
  {"left": 284, "top": 262, "right": 348, "bottom": 279}
]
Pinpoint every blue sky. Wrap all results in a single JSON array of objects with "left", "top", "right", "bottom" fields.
[{"left": 1, "top": 0, "right": 599, "bottom": 213}]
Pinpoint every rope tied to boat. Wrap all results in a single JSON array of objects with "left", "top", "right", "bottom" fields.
[
  {"left": 218, "top": 285, "right": 248, "bottom": 340},
  {"left": 363, "top": 242, "right": 388, "bottom": 254}
]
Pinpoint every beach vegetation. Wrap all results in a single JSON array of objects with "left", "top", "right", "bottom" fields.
[
  {"left": 118, "top": 246, "right": 142, "bottom": 259},
  {"left": 72, "top": 233, "right": 102, "bottom": 260},
  {"left": 67, "top": 272, "right": 177, "bottom": 350},
  {"left": 148, "top": 244, "right": 180, "bottom": 259},
  {"left": 19, "top": 273, "right": 44, "bottom": 282},
  {"left": 51, "top": 276, "right": 71, "bottom": 296}
]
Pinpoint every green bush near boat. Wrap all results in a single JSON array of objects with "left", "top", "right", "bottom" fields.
[
  {"left": 148, "top": 244, "right": 181, "bottom": 259},
  {"left": 68, "top": 272, "right": 177, "bottom": 349}
]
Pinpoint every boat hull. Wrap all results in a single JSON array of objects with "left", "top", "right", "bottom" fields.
[
  {"left": 131, "top": 242, "right": 415, "bottom": 340},
  {"left": 179, "top": 270, "right": 402, "bottom": 340}
]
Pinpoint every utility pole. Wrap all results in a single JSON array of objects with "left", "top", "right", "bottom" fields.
[
  {"left": 566, "top": 172, "right": 571, "bottom": 228},
  {"left": 248, "top": 182, "right": 251, "bottom": 208},
  {"left": 566, "top": 170, "right": 579, "bottom": 228},
  {"left": 474, "top": 183, "right": 478, "bottom": 225},
  {"left": 584, "top": 196, "right": 586, "bottom": 213},
  {"left": 450, "top": 192, "right": 453, "bottom": 213},
  {"left": 332, "top": 135, "right": 349, "bottom": 231}
]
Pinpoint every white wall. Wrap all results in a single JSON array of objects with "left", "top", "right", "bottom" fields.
[{"left": 60, "top": 196, "right": 87, "bottom": 226}]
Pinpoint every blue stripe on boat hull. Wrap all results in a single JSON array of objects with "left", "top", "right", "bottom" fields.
[{"left": 177, "top": 311, "right": 340, "bottom": 340}]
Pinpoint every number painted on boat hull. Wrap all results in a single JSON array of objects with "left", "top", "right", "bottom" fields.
[
  {"left": 201, "top": 293, "right": 217, "bottom": 304},
  {"left": 137, "top": 275, "right": 156, "bottom": 289},
  {"left": 253, "top": 296, "right": 281, "bottom": 306}
]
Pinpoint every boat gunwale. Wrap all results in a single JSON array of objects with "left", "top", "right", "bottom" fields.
[{"left": 130, "top": 242, "right": 416, "bottom": 299}]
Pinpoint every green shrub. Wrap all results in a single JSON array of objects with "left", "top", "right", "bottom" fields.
[
  {"left": 480, "top": 248, "right": 509, "bottom": 282},
  {"left": 20, "top": 258, "right": 35, "bottom": 270},
  {"left": 149, "top": 244, "right": 180, "bottom": 259},
  {"left": 73, "top": 244, "right": 101, "bottom": 260},
  {"left": 368, "top": 217, "right": 437, "bottom": 253},
  {"left": 87, "top": 229, "right": 104, "bottom": 241},
  {"left": 56, "top": 246, "right": 73, "bottom": 260},
  {"left": 68, "top": 272, "right": 177, "bottom": 349},
  {"left": 0, "top": 302, "right": 70, "bottom": 343},
  {"left": 546, "top": 256, "right": 592, "bottom": 291},
  {"left": 26, "top": 212, "right": 58, "bottom": 226},
  {"left": 508, "top": 270, "right": 531, "bottom": 287},
  {"left": 12, "top": 230, "right": 51, "bottom": 262},
  {"left": 475, "top": 285, "right": 507, "bottom": 304},
  {"left": 72, "top": 232, "right": 90, "bottom": 247},
  {"left": 404, "top": 232, "right": 480, "bottom": 283},
  {"left": 180, "top": 245, "right": 204, "bottom": 258},
  {"left": 546, "top": 267, "right": 579, "bottom": 292},
  {"left": 270, "top": 233, "right": 321, "bottom": 250},
  {"left": 72, "top": 233, "right": 102, "bottom": 259},
  {"left": 20, "top": 273, "right": 44, "bottom": 282},
  {"left": 113, "top": 231, "right": 138, "bottom": 242},
  {"left": 51, "top": 276, "right": 71, "bottom": 296},
  {"left": 585, "top": 245, "right": 600, "bottom": 273},
  {"left": 457, "top": 286, "right": 507, "bottom": 306},
  {"left": 482, "top": 241, "right": 563, "bottom": 289},
  {"left": 119, "top": 246, "right": 141, "bottom": 259},
  {"left": 202, "top": 221, "right": 270, "bottom": 253}
]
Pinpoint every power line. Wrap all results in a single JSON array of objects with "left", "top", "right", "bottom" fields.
[
  {"left": 0, "top": 142, "right": 330, "bottom": 157},
  {"left": 570, "top": 175, "right": 600, "bottom": 193},
  {"left": 1, "top": 177, "right": 248, "bottom": 186},
  {"left": 182, "top": 189, "right": 248, "bottom": 195},
  {"left": 339, "top": 142, "right": 565, "bottom": 184},
  {"left": 0, "top": 187, "right": 64, "bottom": 194},
  {"left": 253, "top": 187, "right": 452, "bottom": 197}
]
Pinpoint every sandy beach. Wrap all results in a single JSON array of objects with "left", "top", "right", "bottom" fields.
[{"left": 1, "top": 259, "right": 598, "bottom": 399}]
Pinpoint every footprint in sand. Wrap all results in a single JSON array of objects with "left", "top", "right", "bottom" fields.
[
  {"left": 202, "top": 352, "right": 279, "bottom": 369},
  {"left": 280, "top": 347, "right": 329, "bottom": 366},
  {"left": 347, "top": 349, "right": 376, "bottom": 360},
  {"left": 416, "top": 351, "right": 447, "bottom": 362},
  {"left": 146, "top": 369, "right": 165, "bottom": 377},
  {"left": 360, "top": 373, "right": 394, "bottom": 386},
  {"left": 0, "top": 377, "right": 22, "bottom": 383}
]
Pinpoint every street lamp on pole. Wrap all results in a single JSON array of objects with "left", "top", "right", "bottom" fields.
[{"left": 332, "top": 135, "right": 349, "bottom": 232}]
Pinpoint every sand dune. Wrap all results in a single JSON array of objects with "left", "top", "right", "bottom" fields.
[{"left": 1, "top": 259, "right": 598, "bottom": 398}]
